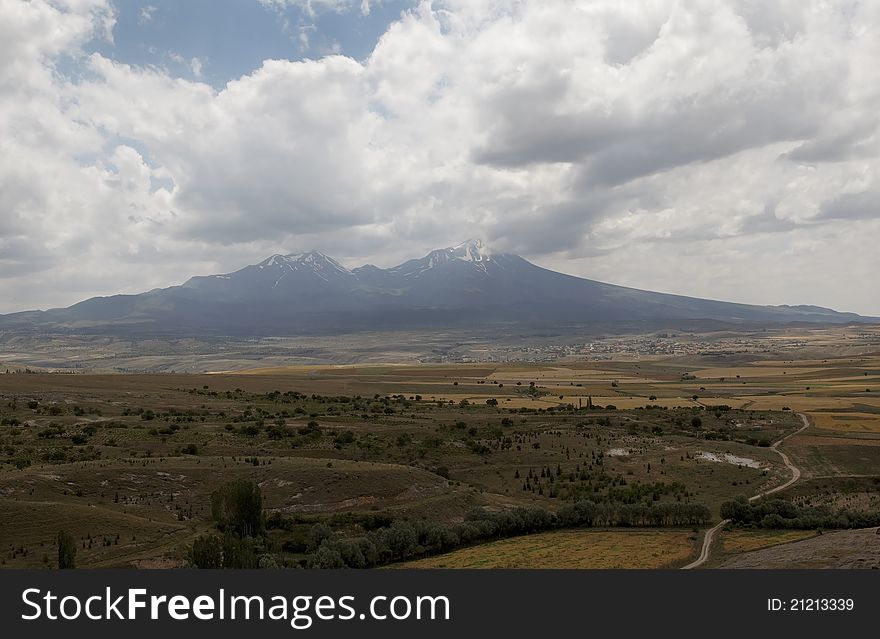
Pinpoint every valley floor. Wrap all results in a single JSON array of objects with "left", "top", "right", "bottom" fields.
[{"left": 1, "top": 327, "right": 878, "bottom": 568}]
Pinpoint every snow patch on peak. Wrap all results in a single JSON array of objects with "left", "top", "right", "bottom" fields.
[
  {"left": 262, "top": 254, "right": 289, "bottom": 268},
  {"left": 388, "top": 239, "right": 495, "bottom": 278},
  {"left": 255, "top": 252, "right": 352, "bottom": 281},
  {"left": 291, "top": 251, "right": 349, "bottom": 272},
  {"left": 450, "top": 239, "right": 491, "bottom": 262},
  {"left": 294, "top": 250, "right": 333, "bottom": 265}
]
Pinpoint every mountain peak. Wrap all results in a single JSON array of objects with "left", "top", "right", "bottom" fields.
[
  {"left": 256, "top": 251, "right": 351, "bottom": 279},
  {"left": 7, "top": 241, "right": 872, "bottom": 335},
  {"left": 258, "top": 251, "right": 338, "bottom": 266},
  {"left": 289, "top": 250, "right": 339, "bottom": 265},
  {"left": 449, "top": 239, "right": 491, "bottom": 262}
]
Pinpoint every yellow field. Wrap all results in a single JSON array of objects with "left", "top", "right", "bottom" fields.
[
  {"left": 807, "top": 412, "right": 880, "bottom": 434},
  {"left": 738, "top": 396, "right": 879, "bottom": 411},
  {"left": 720, "top": 529, "right": 818, "bottom": 555},
  {"left": 394, "top": 529, "right": 696, "bottom": 569},
  {"left": 186, "top": 349, "right": 880, "bottom": 416},
  {"left": 691, "top": 366, "right": 829, "bottom": 379}
]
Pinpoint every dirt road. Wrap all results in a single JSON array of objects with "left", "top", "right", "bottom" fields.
[{"left": 681, "top": 413, "right": 810, "bottom": 569}]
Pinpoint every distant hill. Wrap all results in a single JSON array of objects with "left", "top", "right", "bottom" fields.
[{"left": 1, "top": 240, "right": 874, "bottom": 336}]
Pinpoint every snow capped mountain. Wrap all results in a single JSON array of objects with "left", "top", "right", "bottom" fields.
[
  {"left": 385, "top": 239, "right": 512, "bottom": 280},
  {"left": 424, "top": 238, "right": 493, "bottom": 266},
  {"left": 179, "top": 241, "right": 506, "bottom": 298},
  {"left": 181, "top": 249, "right": 355, "bottom": 299},
  {"left": 259, "top": 251, "right": 351, "bottom": 277},
  {"left": 255, "top": 251, "right": 352, "bottom": 284},
  {"left": 1, "top": 239, "right": 872, "bottom": 336},
  {"left": 451, "top": 238, "right": 491, "bottom": 262}
]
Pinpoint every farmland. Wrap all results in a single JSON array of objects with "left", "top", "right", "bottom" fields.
[
  {"left": 394, "top": 529, "right": 696, "bottom": 568},
  {"left": 717, "top": 527, "right": 880, "bottom": 569},
  {"left": 0, "top": 325, "right": 878, "bottom": 568}
]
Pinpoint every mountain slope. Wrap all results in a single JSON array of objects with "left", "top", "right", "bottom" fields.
[{"left": 0, "top": 240, "right": 873, "bottom": 335}]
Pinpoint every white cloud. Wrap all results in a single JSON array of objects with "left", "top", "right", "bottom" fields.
[
  {"left": 0, "top": 0, "right": 878, "bottom": 316},
  {"left": 189, "top": 56, "right": 204, "bottom": 78},
  {"left": 259, "top": 0, "right": 362, "bottom": 18},
  {"left": 138, "top": 4, "right": 157, "bottom": 25}
]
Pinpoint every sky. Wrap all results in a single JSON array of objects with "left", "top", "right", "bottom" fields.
[{"left": 0, "top": 0, "right": 878, "bottom": 316}]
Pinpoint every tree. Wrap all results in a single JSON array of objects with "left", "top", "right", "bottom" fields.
[
  {"left": 308, "top": 523, "right": 333, "bottom": 551},
  {"left": 57, "top": 530, "right": 76, "bottom": 569},
  {"left": 221, "top": 534, "right": 259, "bottom": 568},
  {"left": 191, "top": 535, "right": 224, "bottom": 568},
  {"left": 310, "top": 546, "right": 345, "bottom": 568},
  {"left": 211, "top": 480, "right": 264, "bottom": 538}
]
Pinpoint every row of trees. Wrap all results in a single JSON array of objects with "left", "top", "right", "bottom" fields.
[
  {"left": 721, "top": 496, "right": 880, "bottom": 530},
  {"left": 190, "top": 480, "right": 712, "bottom": 569},
  {"left": 557, "top": 500, "right": 711, "bottom": 528},
  {"left": 306, "top": 500, "right": 712, "bottom": 568}
]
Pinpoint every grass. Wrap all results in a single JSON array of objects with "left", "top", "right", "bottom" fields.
[
  {"left": 784, "top": 438, "right": 880, "bottom": 478},
  {"left": 808, "top": 412, "right": 880, "bottom": 435},
  {"left": 393, "top": 529, "right": 697, "bottom": 568},
  {"left": 719, "top": 529, "right": 818, "bottom": 554},
  {"left": 0, "top": 500, "right": 193, "bottom": 569},
  {"left": 718, "top": 528, "right": 880, "bottom": 569},
  {"left": 0, "top": 346, "right": 877, "bottom": 569}
]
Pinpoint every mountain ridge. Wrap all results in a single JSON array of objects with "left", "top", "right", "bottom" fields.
[{"left": 0, "top": 239, "right": 874, "bottom": 336}]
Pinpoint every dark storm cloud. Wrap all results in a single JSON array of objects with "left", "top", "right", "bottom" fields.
[{"left": 473, "top": 59, "right": 828, "bottom": 188}]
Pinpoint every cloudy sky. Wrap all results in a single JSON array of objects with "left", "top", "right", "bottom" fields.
[{"left": 1, "top": 0, "right": 879, "bottom": 316}]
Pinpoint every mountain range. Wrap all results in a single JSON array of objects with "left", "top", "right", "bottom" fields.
[{"left": 0, "top": 240, "right": 873, "bottom": 336}]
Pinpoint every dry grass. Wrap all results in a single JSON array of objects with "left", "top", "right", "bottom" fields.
[
  {"left": 0, "top": 456, "right": 457, "bottom": 567},
  {"left": 393, "top": 529, "right": 697, "bottom": 569},
  {"left": 691, "top": 366, "right": 829, "bottom": 379},
  {"left": 719, "top": 528, "right": 880, "bottom": 569},
  {"left": 720, "top": 529, "right": 818, "bottom": 554},
  {"left": 1, "top": 343, "right": 877, "bottom": 569},
  {"left": 808, "top": 412, "right": 880, "bottom": 435},
  {"left": 0, "top": 500, "right": 193, "bottom": 568}
]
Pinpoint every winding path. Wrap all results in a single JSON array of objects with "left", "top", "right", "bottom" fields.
[
  {"left": 681, "top": 413, "right": 810, "bottom": 569},
  {"left": 681, "top": 518, "right": 728, "bottom": 569}
]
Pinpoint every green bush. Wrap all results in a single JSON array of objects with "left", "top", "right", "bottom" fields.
[{"left": 211, "top": 480, "right": 264, "bottom": 538}]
